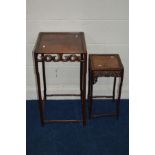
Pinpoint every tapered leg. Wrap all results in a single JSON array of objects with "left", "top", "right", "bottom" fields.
[
  {"left": 34, "top": 53, "right": 44, "bottom": 126},
  {"left": 116, "top": 72, "right": 124, "bottom": 119},
  {"left": 113, "top": 77, "right": 116, "bottom": 100},
  {"left": 81, "top": 54, "right": 87, "bottom": 126},
  {"left": 42, "top": 54, "right": 47, "bottom": 101}
]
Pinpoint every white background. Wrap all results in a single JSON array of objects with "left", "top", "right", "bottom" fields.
[
  {"left": 26, "top": 0, "right": 129, "bottom": 99},
  {"left": 0, "top": 0, "right": 155, "bottom": 155}
]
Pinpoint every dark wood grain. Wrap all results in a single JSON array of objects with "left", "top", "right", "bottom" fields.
[{"left": 34, "top": 32, "right": 86, "bottom": 54}]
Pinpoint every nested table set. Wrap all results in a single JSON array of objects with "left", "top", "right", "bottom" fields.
[{"left": 33, "top": 32, "right": 124, "bottom": 127}]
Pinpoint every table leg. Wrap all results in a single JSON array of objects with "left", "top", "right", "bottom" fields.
[
  {"left": 42, "top": 54, "right": 47, "bottom": 101},
  {"left": 116, "top": 72, "right": 124, "bottom": 119},
  {"left": 34, "top": 53, "right": 44, "bottom": 126},
  {"left": 88, "top": 71, "right": 93, "bottom": 119},
  {"left": 81, "top": 54, "right": 87, "bottom": 126},
  {"left": 88, "top": 57, "right": 93, "bottom": 119},
  {"left": 113, "top": 77, "right": 116, "bottom": 100},
  {"left": 80, "top": 56, "right": 83, "bottom": 101}
]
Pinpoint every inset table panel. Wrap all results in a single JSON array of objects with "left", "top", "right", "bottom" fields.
[{"left": 34, "top": 32, "right": 87, "bottom": 54}]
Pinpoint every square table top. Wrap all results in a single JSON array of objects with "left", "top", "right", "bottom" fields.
[
  {"left": 34, "top": 32, "right": 87, "bottom": 54},
  {"left": 90, "top": 54, "right": 124, "bottom": 71}
]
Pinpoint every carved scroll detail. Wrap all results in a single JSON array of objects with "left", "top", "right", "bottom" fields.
[
  {"left": 93, "top": 71, "right": 122, "bottom": 84},
  {"left": 37, "top": 54, "right": 82, "bottom": 62}
]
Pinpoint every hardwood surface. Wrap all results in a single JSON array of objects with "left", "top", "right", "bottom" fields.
[
  {"left": 90, "top": 54, "right": 123, "bottom": 71},
  {"left": 34, "top": 32, "right": 86, "bottom": 54}
]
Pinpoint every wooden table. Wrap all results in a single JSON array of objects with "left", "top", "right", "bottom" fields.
[
  {"left": 33, "top": 32, "right": 87, "bottom": 126},
  {"left": 88, "top": 54, "right": 124, "bottom": 119}
]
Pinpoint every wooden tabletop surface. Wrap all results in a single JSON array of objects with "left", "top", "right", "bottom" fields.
[
  {"left": 90, "top": 54, "right": 124, "bottom": 71},
  {"left": 34, "top": 32, "right": 87, "bottom": 54}
]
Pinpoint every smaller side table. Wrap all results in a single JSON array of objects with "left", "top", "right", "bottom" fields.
[{"left": 88, "top": 54, "right": 124, "bottom": 119}]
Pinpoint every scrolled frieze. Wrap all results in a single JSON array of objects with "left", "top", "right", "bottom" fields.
[
  {"left": 37, "top": 54, "right": 82, "bottom": 62},
  {"left": 92, "top": 70, "right": 122, "bottom": 84}
]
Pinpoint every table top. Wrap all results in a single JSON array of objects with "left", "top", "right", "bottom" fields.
[
  {"left": 90, "top": 54, "right": 124, "bottom": 71},
  {"left": 34, "top": 32, "right": 87, "bottom": 54}
]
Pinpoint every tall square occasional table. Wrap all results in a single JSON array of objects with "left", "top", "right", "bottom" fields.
[{"left": 33, "top": 32, "right": 87, "bottom": 126}]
